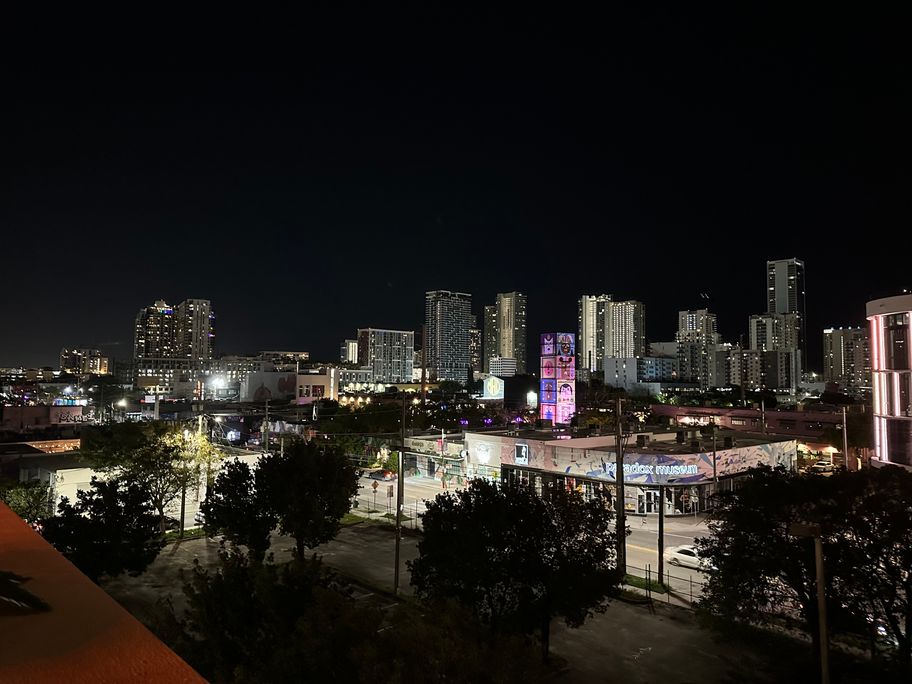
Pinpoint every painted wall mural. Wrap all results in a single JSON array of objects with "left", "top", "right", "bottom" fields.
[{"left": 464, "top": 433, "right": 797, "bottom": 485}]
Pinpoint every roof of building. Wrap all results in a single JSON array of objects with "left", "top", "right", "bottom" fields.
[
  {"left": 0, "top": 443, "right": 45, "bottom": 456},
  {"left": 0, "top": 502, "right": 203, "bottom": 683},
  {"left": 11, "top": 452, "right": 94, "bottom": 472}
]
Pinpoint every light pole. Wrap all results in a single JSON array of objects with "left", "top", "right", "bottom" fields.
[
  {"left": 615, "top": 397, "right": 627, "bottom": 575},
  {"left": 841, "top": 406, "right": 849, "bottom": 469},
  {"left": 789, "top": 522, "right": 829, "bottom": 684}
]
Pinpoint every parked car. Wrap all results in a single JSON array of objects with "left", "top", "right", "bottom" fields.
[
  {"left": 664, "top": 544, "right": 713, "bottom": 571},
  {"left": 368, "top": 469, "right": 395, "bottom": 481},
  {"left": 810, "top": 460, "right": 835, "bottom": 473}
]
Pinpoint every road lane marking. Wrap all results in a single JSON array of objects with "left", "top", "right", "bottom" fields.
[{"left": 628, "top": 544, "right": 657, "bottom": 553}]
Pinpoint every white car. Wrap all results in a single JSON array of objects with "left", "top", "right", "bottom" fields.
[{"left": 664, "top": 544, "right": 713, "bottom": 571}]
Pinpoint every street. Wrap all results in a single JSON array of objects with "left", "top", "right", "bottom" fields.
[{"left": 353, "top": 474, "right": 711, "bottom": 600}]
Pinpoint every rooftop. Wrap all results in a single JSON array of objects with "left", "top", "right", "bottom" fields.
[{"left": 0, "top": 502, "right": 203, "bottom": 683}]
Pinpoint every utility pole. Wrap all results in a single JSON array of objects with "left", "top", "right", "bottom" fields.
[
  {"left": 394, "top": 393, "right": 406, "bottom": 595},
  {"left": 712, "top": 421, "right": 718, "bottom": 484},
  {"left": 790, "top": 523, "right": 829, "bottom": 684},
  {"left": 841, "top": 406, "right": 849, "bottom": 469},
  {"left": 264, "top": 399, "right": 270, "bottom": 452},
  {"left": 615, "top": 396, "right": 627, "bottom": 575},
  {"left": 760, "top": 399, "right": 766, "bottom": 435},
  {"left": 657, "top": 484, "right": 665, "bottom": 585}
]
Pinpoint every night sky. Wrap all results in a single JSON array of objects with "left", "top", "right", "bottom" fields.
[{"left": 2, "top": 10, "right": 908, "bottom": 371}]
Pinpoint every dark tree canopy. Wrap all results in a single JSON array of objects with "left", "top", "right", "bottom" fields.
[
  {"left": 0, "top": 479, "right": 52, "bottom": 523},
  {"left": 200, "top": 458, "right": 276, "bottom": 562},
  {"left": 698, "top": 465, "right": 912, "bottom": 672},
  {"left": 408, "top": 478, "right": 621, "bottom": 661},
  {"left": 167, "top": 551, "right": 549, "bottom": 684},
  {"left": 257, "top": 441, "right": 360, "bottom": 557},
  {"left": 42, "top": 477, "right": 164, "bottom": 583}
]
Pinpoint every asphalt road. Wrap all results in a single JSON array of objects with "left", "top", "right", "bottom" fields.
[{"left": 354, "top": 474, "right": 712, "bottom": 599}]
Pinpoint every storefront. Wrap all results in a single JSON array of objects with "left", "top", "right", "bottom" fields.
[{"left": 466, "top": 430, "right": 797, "bottom": 516}]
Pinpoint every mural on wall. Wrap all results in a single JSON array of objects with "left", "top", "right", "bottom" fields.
[
  {"left": 561, "top": 441, "right": 797, "bottom": 485},
  {"left": 464, "top": 433, "right": 797, "bottom": 485}
]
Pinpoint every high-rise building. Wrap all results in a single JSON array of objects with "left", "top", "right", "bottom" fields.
[
  {"left": 578, "top": 294, "right": 611, "bottom": 373},
  {"left": 356, "top": 328, "right": 415, "bottom": 383},
  {"left": 604, "top": 300, "right": 646, "bottom": 359},
  {"left": 469, "top": 316, "right": 483, "bottom": 372},
  {"left": 749, "top": 313, "right": 800, "bottom": 352},
  {"left": 133, "top": 298, "right": 214, "bottom": 394},
  {"left": 489, "top": 356, "right": 517, "bottom": 377},
  {"left": 425, "top": 291, "right": 473, "bottom": 384},
  {"left": 676, "top": 309, "right": 720, "bottom": 389},
  {"left": 483, "top": 306, "right": 497, "bottom": 373},
  {"left": 767, "top": 258, "right": 806, "bottom": 362},
  {"left": 823, "top": 327, "right": 871, "bottom": 395},
  {"left": 59, "top": 348, "right": 109, "bottom": 375},
  {"left": 750, "top": 312, "right": 802, "bottom": 393},
  {"left": 482, "top": 292, "right": 527, "bottom": 374},
  {"left": 176, "top": 299, "right": 215, "bottom": 362},
  {"left": 134, "top": 300, "right": 177, "bottom": 359},
  {"left": 867, "top": 294, "right": 912, "bottom": 467},
  {"left": 340, "top": 339, "right": 359, "bottom": 364}
]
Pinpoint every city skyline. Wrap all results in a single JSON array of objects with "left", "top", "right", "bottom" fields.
[
  {"left": 2, "top": 261, "right": 903, "bottom": 373},
  {"left": 2, "top": 18, "right": 908, "bottom": 369}
]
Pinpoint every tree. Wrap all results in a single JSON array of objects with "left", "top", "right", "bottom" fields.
[
  {"left": 695, "top": 465, "right": 884, "bottom": 670},
  {"left": 84, "top": 421, "right": 223, "bottom": 532},
  {"left": 697, "top": 468, "right": 831, "bottom": 647},
  {"left": 826, "top": 467, "right": 912, "bottom": 670},
  {"left": 174, "top": 551, "right": 371, "bottom": 683},
  {"left": 167, "top": 550, "right": 549, "bottom": 684},
  {"left": 257, "top": 442, "right": 360, "bottom": 557},
  {"left": 42, "top": 477, "right": 164, "bottom": 583},
  {"left": 408, "top": 478, "right": 621, "bottom": 662},
  {"left": 0, "top": 479, "right": 52, "bottom": 523},
  {"left": 200, "top": 458, "right": 276, "bottom": 562}
]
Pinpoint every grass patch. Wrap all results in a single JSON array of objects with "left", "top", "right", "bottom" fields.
[
  {"left": 380, "top": 513, "right": 412, "bottom": 521},
  {"left": 341, "top": 513, "right": 365, "bottom": 525},
  {"left": 624, "top": 573, "right": 668, "bottom": 594},
  {"left": 164, "top": 527, "right": 207, "bottom": 543}
]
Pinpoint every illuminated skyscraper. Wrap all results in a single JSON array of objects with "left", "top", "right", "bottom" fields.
[
  {"left": 578, "top": 294, "right": 610, "bottom": 373},
  {"left": 176, "top": 298, "right": 215, "bottom": 362},
  {"left": 469, "top": 316, "right": 483, "bottom": 372},
  {"left": 134, "top": 300, "right": 177, "bottom": 360},
  {"left": 482, "top": 292, "right": 527, "bottom": 374},
  {"left": 822, "top": 327, "right": 871, "bottom": 395},
  {"left": 425, "top": 290, "right": 473, "bottom": 384},
  {"left": 676, "top": 309, "right": 720, "bottom": 390},
  {"left": 767, "top": 258, "right": 806, "bottom": 364},
  {"left": 357, "top": 328, "right": 415, "bottom": 383},
  {"left": 604, "top": 299, "right": 646, "bottom": 359}
]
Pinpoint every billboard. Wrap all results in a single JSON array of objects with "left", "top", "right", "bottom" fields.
[
  {"left": 483, "top": 376, "right": 505, "bottom": 400},
  {"left": 540, "top": 332, "right": 575, "bottom": 424},
  {"left": 241, "top": 372, "right": 297, "bottom": 402}
]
